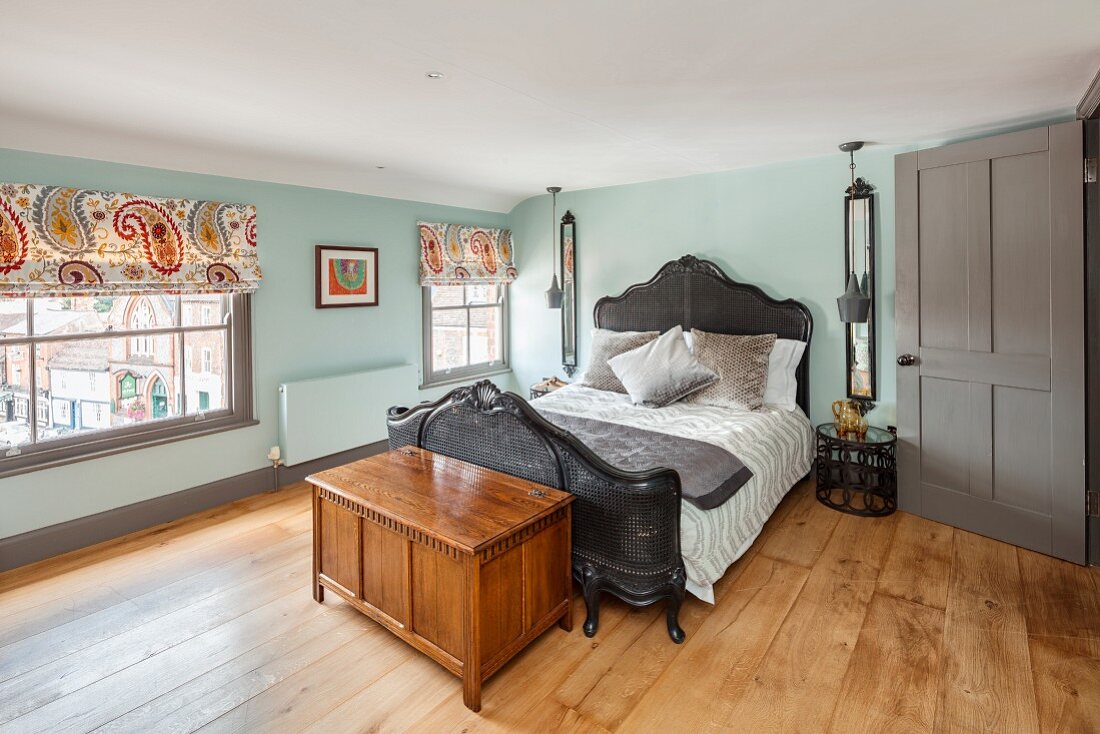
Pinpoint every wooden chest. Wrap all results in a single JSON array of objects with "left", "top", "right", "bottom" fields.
[{"left": 307, "top": 447, "right": 574, "bottom": 712}]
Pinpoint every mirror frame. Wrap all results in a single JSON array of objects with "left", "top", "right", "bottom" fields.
[
  {"left": 844, "top": 191, "right": 876, "bottom": 401},
  {"left": 560, "top": 210, "right": 577, "bottom": 376}
]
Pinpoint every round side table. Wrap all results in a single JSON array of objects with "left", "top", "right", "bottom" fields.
[{"left": 815, "top": 423, "right": 897, "bottom": 517}]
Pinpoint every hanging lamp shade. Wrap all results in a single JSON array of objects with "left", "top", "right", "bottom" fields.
[
  {"left": 545, "top": 272, "right": 563, "bottom": 308},
  {"left": 545, "top": 186, "right": 563, "bottom": 309},
  {"left": 837, "top": 272, "right": 871, "bottom": 323}
]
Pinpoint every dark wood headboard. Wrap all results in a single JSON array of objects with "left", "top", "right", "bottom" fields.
[{"left": 593, "top": 254, "right": 814, "bottom": 415}]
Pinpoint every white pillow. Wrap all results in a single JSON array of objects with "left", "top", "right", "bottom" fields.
[
  {"left": 763, "top": 338, "right": 806, "bottom": 411},
  {"left": 608, "top": 326, "right": 718, "bottom": 407}
]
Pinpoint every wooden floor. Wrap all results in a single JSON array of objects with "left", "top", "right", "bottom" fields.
[{"left": 1, "top": 481, "right": 1098, "bottom": 734}]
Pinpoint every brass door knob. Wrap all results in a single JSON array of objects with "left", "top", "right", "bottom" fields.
[{"left": 897, "top": 354, "right": 917, "bottom": 366}]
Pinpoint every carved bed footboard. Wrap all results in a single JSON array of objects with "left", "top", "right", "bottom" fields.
[{"left": 387, "top": 380, "right": 688, "bottom": 642}]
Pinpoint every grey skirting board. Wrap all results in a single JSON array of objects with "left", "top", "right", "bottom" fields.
[{"left": 0, "top": 439, "right": 389, "bottom": 573}]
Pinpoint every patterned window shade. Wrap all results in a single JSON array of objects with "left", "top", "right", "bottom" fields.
[
  {"left": 0, "top": 182, "right": 260, "bottom": 296},
  {"left": 418, "top": 221, "right": 515, "bottom": 286}
]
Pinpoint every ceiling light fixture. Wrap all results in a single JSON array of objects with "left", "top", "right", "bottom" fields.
[
  {"left": 545, "top": 186, "right": 563, "bottom": 309},
  {"left": 425, "top": 71, "right": 445, "bottom": 79}
]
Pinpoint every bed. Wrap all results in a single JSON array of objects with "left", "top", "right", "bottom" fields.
[
  {"left": 531, "top": 384, "right": 814, "bottom": 603},
  {"left": 387, "top": 255, "right": 814, "bottom": 643}
]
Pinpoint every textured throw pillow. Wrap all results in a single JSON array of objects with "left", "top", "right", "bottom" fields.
[
  {"left": 608, "top": 326, "right": 719, "bottom": 407},
  {"left": 579, "top": 328, "right": 659, "bottom": 393},
  {"left": 763, "top": 338, "right": 807, "bottom": 411},
  {"left": 685, "top": 330, "right": 777, "bottom": 411}
]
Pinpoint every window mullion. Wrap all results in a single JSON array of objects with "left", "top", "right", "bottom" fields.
[{"left": 26, "top": 299, "right": 37, "bottom": 446}]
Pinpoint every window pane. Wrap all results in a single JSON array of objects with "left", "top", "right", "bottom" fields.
[
  {"left": 0, "top": 345, "right": 32, "bottom": 449},
  {"left": 33, "top": 295, "right": 178, "bottom": 335},
  {"left": 432, "top": 308, "right": 468, "bottom": 372},
  {"left": 0, "top": 299, "right": 27, "bottom": 337},
  {"left": 36, "top": 335, "right": 182, "bottom": 442},
  {"left": 184, "top": 330, "right": 228, "bottom": 414},
  {"left": 181, "top": 294, "right": 228, "bottom": 327},
  {"left": 465, "top": 284, "right": 500, "bottom": 305},
  {"left": 430, "top": 285, "right": 464, "bottom": 308},
  {"left": 469, "top": 307, "right": 502, "bottom": 365}
]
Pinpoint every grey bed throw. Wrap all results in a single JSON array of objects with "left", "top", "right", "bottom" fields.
[{"left": 536, "top": 408, "right": 753, "bottom": 510}]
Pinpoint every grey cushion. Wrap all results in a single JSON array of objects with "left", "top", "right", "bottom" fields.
[
  {"left": 579, "top": 328, "right": 659, "bottom": 393},
  {"left": 608, "top": 326, "right": 718, "bottom": 407},
  {"left": 684, "top": 330, "right": 777, "bottom": 411}
]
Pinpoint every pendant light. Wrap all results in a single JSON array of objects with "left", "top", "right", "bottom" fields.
[
  {"left": 545, "top": 186, "right": 563, "bottom": 309},
  {"left": 837, "top": 142, "right": 871, "bottom": 324}
]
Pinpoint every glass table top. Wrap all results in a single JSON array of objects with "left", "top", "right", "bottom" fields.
[{"left": 816, "top": 423, "right": 895, "bottom": 445}]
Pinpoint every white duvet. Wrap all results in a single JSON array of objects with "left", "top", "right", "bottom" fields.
[{"left": 533, "top": 384, "right": 814, "bottom": 603}]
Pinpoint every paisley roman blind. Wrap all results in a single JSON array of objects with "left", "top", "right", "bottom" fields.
[
  {"left": 418, "top": 221, "right": 515, "bottom": 286},
  {"left": 0, "top": 182, "right": 261, "bottom": 296}
]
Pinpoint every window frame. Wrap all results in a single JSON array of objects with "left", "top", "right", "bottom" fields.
[
  {"left": 420, "top": 284, "right": 510, "bottom": 389},
  {"left": 0, "top": 293, "right": 255, "bottom": 479}
]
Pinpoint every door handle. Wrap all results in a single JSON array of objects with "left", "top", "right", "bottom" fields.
[{"left": 897, "top": 354, "right": 917, "bottom": 366}]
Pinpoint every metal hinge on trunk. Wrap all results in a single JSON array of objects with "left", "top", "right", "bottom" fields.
[
  {"left": 1087, "top": 158, "right": 1098, "bottom": 184},
  {"left": 1089, "top": 490, "right": 1100, "bottom": 518}
]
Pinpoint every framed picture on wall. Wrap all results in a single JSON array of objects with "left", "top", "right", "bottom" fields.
[{"left": 315, "top": 245, "right": 379, "bottom": 308}]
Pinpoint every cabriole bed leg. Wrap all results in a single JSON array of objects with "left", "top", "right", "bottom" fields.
[
  {"left": 581, "top": 566, "right": 601, "bottom": 637},
  {"left": 665, "top": 569, "right": 687, "bottom": 643}
]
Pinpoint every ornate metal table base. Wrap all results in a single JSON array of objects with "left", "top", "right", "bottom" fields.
[{"left": 815, "top": 424, "right": 897, "bottom": 517}]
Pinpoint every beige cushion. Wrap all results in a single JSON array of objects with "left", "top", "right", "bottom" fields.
[
  {"left": 579, "top": 328, "right": 659, "bottom": 393},
  {"left": 685, "top": 330, "right": 777, "bottom": 411},
  {"left": 608, "top": 326, "right": 718, "bottom": 407}
]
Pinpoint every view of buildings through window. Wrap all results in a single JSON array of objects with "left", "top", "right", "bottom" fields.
[
  {"left": 427, "top": 284, "right": 505, "bottom": 380},
  {"left": 0, "top": 294, "right": 231, "bottom": 450}
]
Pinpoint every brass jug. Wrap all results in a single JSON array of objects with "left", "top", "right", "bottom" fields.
[{"left": 832, "top": 399, "right": 868, "bottom": 439}]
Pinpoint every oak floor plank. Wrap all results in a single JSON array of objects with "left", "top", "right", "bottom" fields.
[
  {"left": 877, "top": 512, "right": 954, "bottom": 610},
  {"left": 0, "top": 513, "right": 309, "bottom": 649},
  {"left": 722, "top": 512, "right": 897, "bottom": 732},
  {"left": 617, "top": 554, "right": 809, "bottom": 733},
  {"left": 0, "top": 526, "right": 311, "bottom": 683},
  {"left": 757, "top": 485, "right": 842, "bottom": 569},
  {"left": 0, "top": 555, "right": 312, "bottom": 724},
  {"left": 0, "top": 486, "right": 307, "bottom": 599},
  {"left": 194, "top": 625, "right": 411, "bottom": 733},
  {"left": 826, "top": 593, "right": 945, "bottom": 733},
  {"left": 402, "top": 599, "right": 633, "bottom": 732},
  {"left": 934, "top": 531, "right": 1040, "bottom": 734},
  {"left": 5, "top": 587, "right": 327, "bottom": 734},
  {"left": 2, "top": 478, "right": 1095, "bottom": 734},
  {"left": 0, "top": 487, "right": 310, "bottom": 619},
  {"left": 1017, "top": 548, "right": 1100, "bottom": 733},
  {"left": 97, "top": 603, "right": 371, "bottom": 734}
]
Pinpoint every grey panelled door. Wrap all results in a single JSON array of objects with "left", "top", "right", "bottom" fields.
[{"left": 895, "top": 122, "right": 1086, "bottom": 563}]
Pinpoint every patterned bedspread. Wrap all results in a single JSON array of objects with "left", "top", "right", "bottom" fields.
[{"left": 532, "top": 384, "right": 814, "bottom": 603}]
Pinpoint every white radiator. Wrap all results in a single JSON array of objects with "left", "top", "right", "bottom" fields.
[{"left": 278, "top": 363, "right": 418, "bottom": 466}]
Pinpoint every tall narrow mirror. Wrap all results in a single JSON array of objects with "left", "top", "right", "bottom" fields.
[
  {"left": 844, "top": 188, "right": 876, "bottom": 400},
  {"left": 561, "top": 211, "right": 577, "bottom": 376}
]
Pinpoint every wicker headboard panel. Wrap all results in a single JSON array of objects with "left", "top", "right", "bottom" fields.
[{"left": 593, "top": 255, "right": 814, "bottom": 414}]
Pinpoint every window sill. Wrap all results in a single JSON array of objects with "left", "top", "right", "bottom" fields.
[
  {"left": 419, "top": 366, "right": 513, "bottom": 391},
  {"left": 0, "top": 416, "right": 259, "bottom": 480}
]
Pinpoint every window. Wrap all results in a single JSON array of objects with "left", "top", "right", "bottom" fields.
[
  {"left": 129, "top": 299, "right": 154, "bottom": 356},
  {"left": 422, "top": 284, "right": 508, "bottom": 387},
  {"left": 0, "top": 294, "right": 254, "bottom": 477}
]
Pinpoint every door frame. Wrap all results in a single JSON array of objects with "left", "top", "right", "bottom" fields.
[{"left": 895, "top": 122, "right": 1086, "bottom": 563}]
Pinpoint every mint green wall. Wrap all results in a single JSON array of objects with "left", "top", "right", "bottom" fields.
[
  {"left": 508, "top": 148, "right": 905, "bottom": 428},
  {"left": 0, "top": 148, "right": 512, "bottom": 539}
]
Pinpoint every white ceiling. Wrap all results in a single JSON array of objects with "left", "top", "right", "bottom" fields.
[{"left": 2, "top": 1, "right": 1098, "bottom": 212}]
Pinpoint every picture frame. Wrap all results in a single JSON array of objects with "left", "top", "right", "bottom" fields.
[{"left": 315, "top": 245, "right": 379, "bottom": 308}]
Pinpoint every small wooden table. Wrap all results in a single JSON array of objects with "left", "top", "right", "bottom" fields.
[{"left": 307, "top": 447, "right": 574, "bottom": 712}]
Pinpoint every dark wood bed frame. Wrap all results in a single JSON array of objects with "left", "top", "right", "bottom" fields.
[{"left": 387, "top": 255, "right": 813, "bottom": 642}]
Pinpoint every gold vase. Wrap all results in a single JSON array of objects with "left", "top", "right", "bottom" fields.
[{"left": 832, "top": 399, "right": 868, "bottom": 439}]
